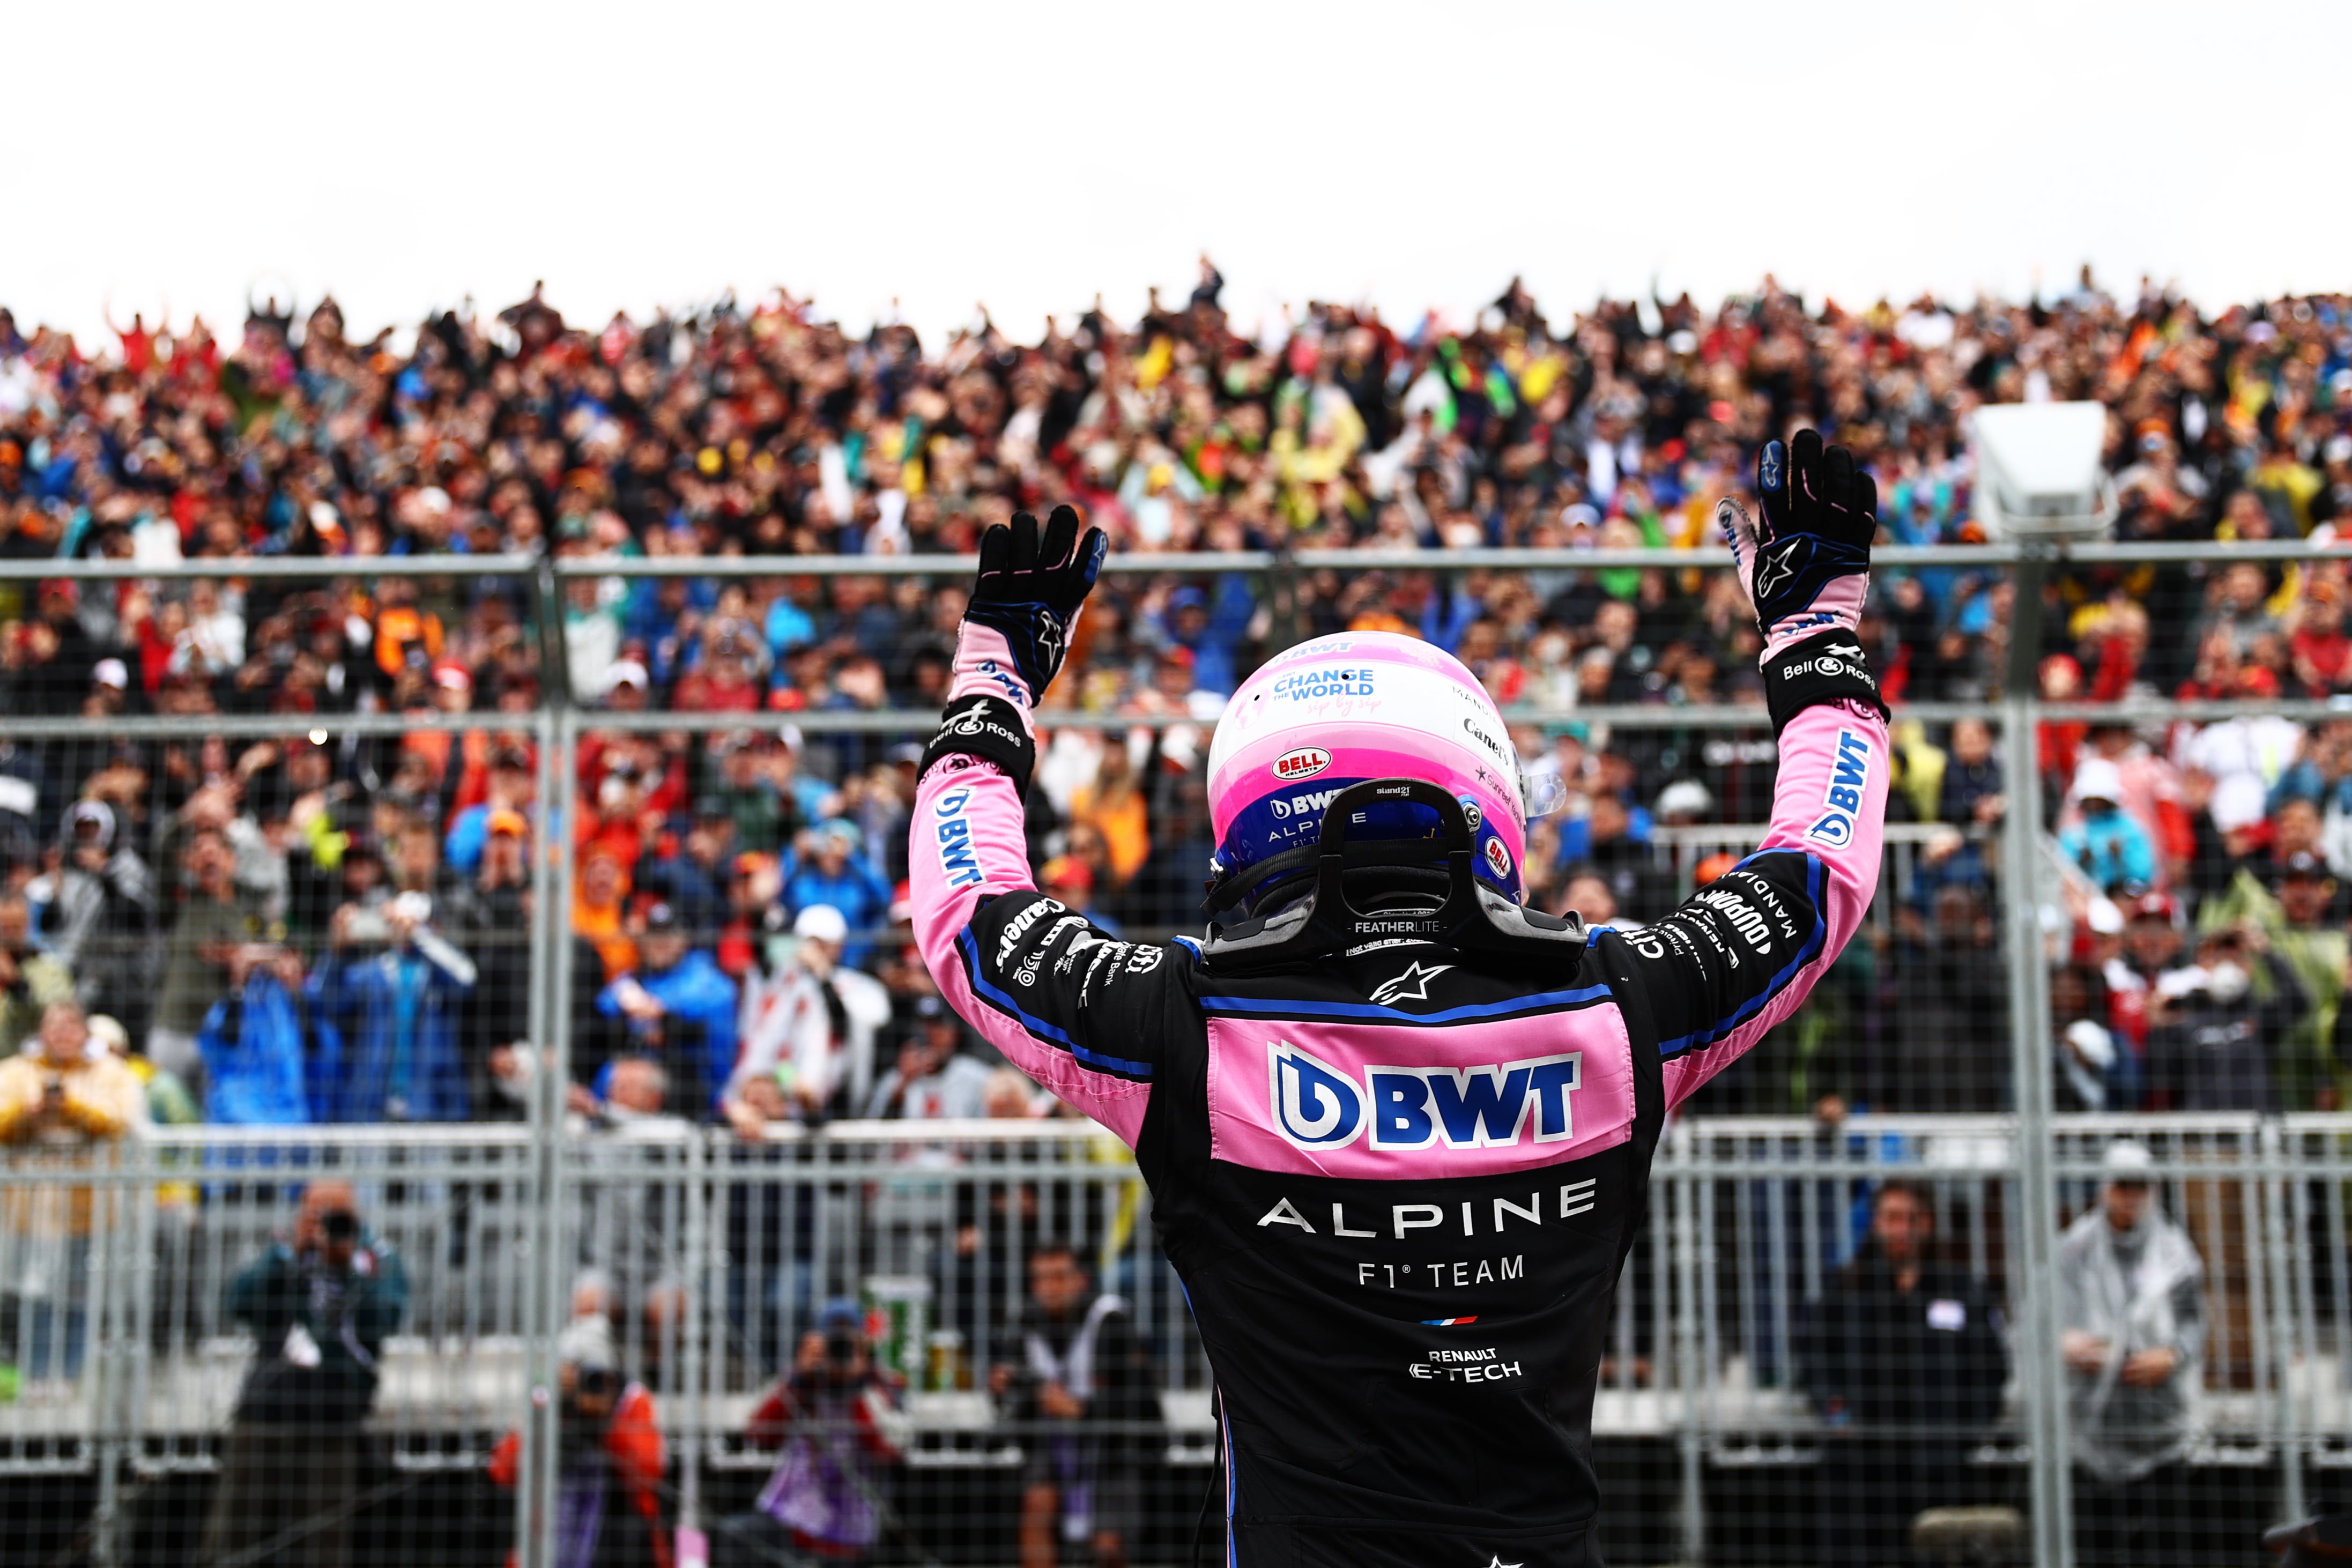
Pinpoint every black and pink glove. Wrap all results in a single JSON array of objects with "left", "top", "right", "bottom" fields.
[
  {"left": 921, "top": 505, "right": 1108, "bottom": 790},
  {"left": 1717, "top": 429, "right": 1887, "bottom": 732}
]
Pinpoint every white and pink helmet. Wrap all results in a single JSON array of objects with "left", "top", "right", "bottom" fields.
[{"left": 1205, "top": 631, "right": 1559, "bottom": 913}]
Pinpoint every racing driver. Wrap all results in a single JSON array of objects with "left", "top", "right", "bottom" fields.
[{"left": 910, "top": 430, "right": 1888, "bottom": 1567}]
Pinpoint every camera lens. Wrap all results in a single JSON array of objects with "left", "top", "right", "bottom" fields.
[{"left": 321, "top": 1211, "right": 359, "bottom": 1242}]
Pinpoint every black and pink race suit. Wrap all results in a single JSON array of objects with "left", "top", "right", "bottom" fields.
[{"left": 912, "top": 700, "right": 1887, "bottom": 1568}]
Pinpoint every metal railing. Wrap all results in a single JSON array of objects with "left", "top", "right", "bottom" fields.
[
  {"left": 5, "top": 1116, "right": 2346, "bottom": 1563},
  {"left": 0, "top": 536, "right": 2342, "bottom": 1564}
]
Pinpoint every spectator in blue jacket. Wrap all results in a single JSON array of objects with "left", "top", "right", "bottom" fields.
[
  {"left": 197, "top": 948, "right": 319, "bottom": 1126},
  {"left": 311, "top": 894, "right": 476, "bottom": 1122},
  {"left": 2061, "top": 759, "right": 2157, "bottom": 895},
  {"left": 779, "top": 820, "right": 892, "bottom": 968},
  {"left": 596, "top": 901, "right": 739, "bottom": 1115}
]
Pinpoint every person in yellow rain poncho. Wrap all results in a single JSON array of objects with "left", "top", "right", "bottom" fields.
[{"left": 0, "top": 1000, "right": 148, "bottom": 1393}]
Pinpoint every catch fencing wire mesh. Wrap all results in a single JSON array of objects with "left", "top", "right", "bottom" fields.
[{"left": 0, "top": 541, "right": 2346, "bottom": 1565}]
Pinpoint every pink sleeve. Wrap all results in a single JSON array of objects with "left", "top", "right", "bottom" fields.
[
  {"left": 909, "top": 756, "right": 1155, "bottom": 1144},
  {"left": 1655, "top": 701, "right": 1890, "bottom": 1113}
]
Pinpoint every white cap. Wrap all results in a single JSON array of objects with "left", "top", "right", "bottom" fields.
[
  {"left": 602, "top": 659, "right": 650, "bottom": 695},
  {"left": 792, "top": 903, "right": 848, "bottom": 945},
  {"left": 2087, "top": 896, "right": 2125, "bottom": 937},
  {"left": 92, "top": 657, "right": 128, "bottom": 689},
  {"left": 1656, "top": 779, "right": 1715, "bottom": 820},
  {"left": 2072, "top": 757, "right": 2125, "bottom": 806},
  {"left": 2101, "top": 1138, "right": 2156, "bottom": 1180}
]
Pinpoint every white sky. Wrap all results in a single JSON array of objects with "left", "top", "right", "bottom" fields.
[{"left": 11, "top": 0, "right": 2346, "bottom": 350}]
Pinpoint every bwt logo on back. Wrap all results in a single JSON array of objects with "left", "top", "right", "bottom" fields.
[
  {"left": 1805, "top": 729, "right": 1873, "bottom": 849},
  {"left": 1268, "top": 1041, "right": 1581, "bottom": 1153}
]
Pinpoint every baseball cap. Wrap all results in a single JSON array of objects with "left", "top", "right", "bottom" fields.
[
  {"left": 643, "top": 901, "right": 681, "bottom": 934},
  {"left": 2071, "top": 758, "right": 2125, "bottom": 806},
  {"left": 486, "top": 808, "right": 529, "bottom": 839},
  {"left": 432, "top": 663, "right": 473, "bottom": 693},
  {"left": 602, "top": 659, "right": 650, "bottom": 696},
  {"left": 816, "top": 818, "right": 861, "bottom": 847},
  {"left": 2275, "top": 850, "right": 2331, "bottom": 884},
  {"left": 793, "top": 904, "right": 848, "bottom": 945},
  {"left": 91, "top": 658, "right": 128, "bottom": 690},
  {"left": 692, "top": 794, "right": 729, "bottom": 822},
  {"left": 2101, "top": 1139, "right": 2155, "bottom": 1183},
  {"left": 2125, "top": 889, "right": 2178, "bottom": 924},
  {"left": 1041, "top": 854, "right": 1093, "bottom": 895}
]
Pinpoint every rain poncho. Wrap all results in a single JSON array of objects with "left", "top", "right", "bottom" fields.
[{"left": 2057, "top": 1204, "right": 2205, "bottom": 1482}]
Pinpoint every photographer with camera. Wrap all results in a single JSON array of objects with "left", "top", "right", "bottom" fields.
[
  {"left": 490, "top": 1314, "right": 669, "bottom": 1568},
  {"left": 709, "top": 1299, "right": 902, "bottom": 1567},
  {"left": 201, "top": 1180, "right": 409, "bottom": 1568}
]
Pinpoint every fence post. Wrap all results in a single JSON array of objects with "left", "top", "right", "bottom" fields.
[
  {"left": 1671, "top": 1120, "right": 1707, "bottom": 1565},
  {"left": 1998, "top": 550, "right": 2073, "bottom": 1568},
  {"left": 516, "top": 573, "right": 575, "bottom": 1568},
  {"left": 2260, "top": 1119, "right": 2306, "bottom": 1524}
]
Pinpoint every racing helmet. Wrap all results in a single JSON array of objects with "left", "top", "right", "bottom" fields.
[{"left": 1201, "top": 633, "right": 1576, "bottom": 958}]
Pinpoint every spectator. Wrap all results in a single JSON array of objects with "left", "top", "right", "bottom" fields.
[
  {"left": 780, "top": 820, "right": 892, "bottom": 968},
  {"left": 710, "top": 1299, "right": 903, "bottom": 1567},
  {"left": 989, "top": 1241, "right": 1155, "bottom": 1568},
  {"left": 595, "top": 900, "right": 738, "bottom": 1117},
  {"left": 1891, "top": 883, "right": 2010, "bottom": 1110},
  {"left": 1936, "top": 716, "right": 2005, "bottom": 828},
  {"left": 149, "top": 823, "right": 263, "bottom": 1104},
  {"left": 2060, "top": 1141, "right": 2206, "bottom": 1567},
  {"left": 446, "top": 807, "right": 535, "bottom": 1118},
  {"left": 489, "top": 1314, "right": 667, "bottom": 1568},
  {"left": 312, "top": 889, "right": 476, "bottom": 1122},
  {"left": 196, "top": 945, "right": 317, "bottom": 1126},
  {"left": 865, "top": 996, "right": 993, "bottom": 1119},
  {"left": 202, "top": 1181, "right": 407, "bottom": 1568},
  {"left": 2060, "top": 759, "right": 2157, "bottom": 894},
  {"left": 24, "top": 799, "right": 154, "bottom": 1031},
  {"left": 1798, "top": 1181, "right": 2006, "bottom": 1568},
  {"left": 0, "top": 889, "right": 75, "bottom": 1052},
  {"left": 2053, "top": 965, "right": 2140, "bottom": 1113},
  {"left": 2145, "top": 924, "right": 2308, "bottom": 1112},
  {"left": 2196, "top": 850, "right": 2346, "bottom": 1110},
  {"left": 0, "top": 999, "right": 147, "bottom": 1390},
  {"left": 731, "top": 903, "right": 889, "bottom": 1135}
]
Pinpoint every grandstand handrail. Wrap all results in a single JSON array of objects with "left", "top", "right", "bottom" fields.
[
  {"left": 0, "top": 537, "right": 2332, "bottom": 585},
  {"left": 536, "top": 537, "right": 2345, "bottom": 579},
  {"left": 0, "top": 553, "right": 544, "bottom": 581}
]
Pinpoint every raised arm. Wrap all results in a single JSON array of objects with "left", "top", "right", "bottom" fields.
[
  {"left": 908, "top": 508, "right": 1169, "bottom": 1146},
  {"left": 1603, "top": 430, "right": 1891, "bottom": 1112}
]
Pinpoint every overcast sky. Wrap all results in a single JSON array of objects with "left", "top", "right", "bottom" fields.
[{"left": 12, "top": 0, "right": 2346, "bottom": 350}]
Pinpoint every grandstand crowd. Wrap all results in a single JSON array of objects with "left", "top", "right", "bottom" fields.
[{"left": 2, "top": 267, "right": 2350, "bottom": 1136}]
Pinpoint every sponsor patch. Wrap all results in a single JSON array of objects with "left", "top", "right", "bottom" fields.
[
  {"left": 1483, "top": 837, "right": 1512, "bottom": 880},
  {"left": 1271, "top": 746, "right": 1332, "bottom": 782},
  {"left": 1805, "top": 729, "right": 1873, "bottom": 848}
]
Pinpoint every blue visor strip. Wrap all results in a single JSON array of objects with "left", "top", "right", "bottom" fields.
[
  {"left": 956, "top": 927, "right": 1153, "bottom": 1079},
  {"left": 1198, "top": 984, "right": 1613, "bottom": 1025}
]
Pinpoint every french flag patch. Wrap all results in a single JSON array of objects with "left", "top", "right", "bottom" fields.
[{"left": 1421, "top": 1316, "right": 1479, "bottom": 1327}]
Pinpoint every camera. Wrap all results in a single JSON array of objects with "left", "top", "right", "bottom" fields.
[{"left": 320, "top": 1210, "right": 359, "bottom": 1245}]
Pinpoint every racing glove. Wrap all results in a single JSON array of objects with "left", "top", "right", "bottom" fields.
[
  {"left": 1718, "top": 429, "right": 1888, "bottom": 733},
  {"left": 920, "top": 504, "right": 1108, "bottom": 791}
]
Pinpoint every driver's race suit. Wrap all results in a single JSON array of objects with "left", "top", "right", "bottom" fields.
[{"left": 911, "top": 697, "right": 1887, "bottom": 1568}]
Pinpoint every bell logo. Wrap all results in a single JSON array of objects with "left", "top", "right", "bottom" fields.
[{"left": 1272, "top": 747, "right": 1332, "bottom": 782}]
